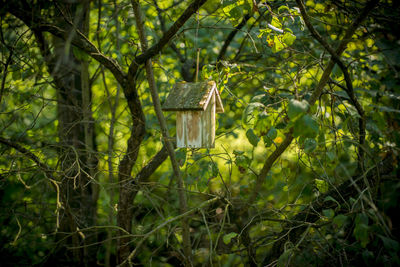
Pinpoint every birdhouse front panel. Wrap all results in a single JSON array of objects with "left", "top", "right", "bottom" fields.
[
  {"left": 162, "top": 81, "right": 223, "bottom": 148},
  {"left": 176, "top": 93, "right": 215, "bottom": 148}
]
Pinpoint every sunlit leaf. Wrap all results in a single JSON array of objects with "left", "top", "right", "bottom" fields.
[
  {"left": 223, "top": 232, "right": 238, "bottom": 244},
  {"left": 282, "top": 32, "right": 296, "bottom": 46},
  {"left": 246, "top": 128, "right": 259, "bottom": 146},
  {"left": 288, "top": 99, "right": 309, "bottom": 120}
]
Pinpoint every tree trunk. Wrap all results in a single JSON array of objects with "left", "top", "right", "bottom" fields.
[{"left": 49, "top": 2, "right": 98, "bottom": 265}]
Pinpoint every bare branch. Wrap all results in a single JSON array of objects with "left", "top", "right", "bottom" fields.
[
  {"left": 123, "top": 196, "right": 221, "bottom": 266},
  {"left": 0, "top": 136, "right": 56, "bottom": 180}
]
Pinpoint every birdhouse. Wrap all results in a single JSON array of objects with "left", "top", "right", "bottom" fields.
[{"left": 162, "top": 81, "right": 224, "bottom": 148}]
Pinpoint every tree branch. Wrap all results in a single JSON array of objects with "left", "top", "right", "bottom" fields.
[
  {"left": 217, "top": 14, "right": 251, "bottom": 62},
  {"left": 122, "top": 196, "right": 221, "bottom": 266},
  {"left": 248, "top": 0, "right": 379, "bottom": 204},
  {"left": 295, "top": 0, "right": 368, "bottom": 170},
  {"left": 132, "top": 0, "right": 207, "bottom": 67},
  {"left": 131, "top": 0, "right": 193, "bottom": 264},
  {"left": 7, "top": 3, "right": 127, "bottom": 87},
  {"left": 0, "top": 137, "right": 55, "bottom": 180},
  {"left": 130, "top": 145, "right": 169, "bottom": 203},
  {"left": 0, "top": 136, "right": 74, "bottom": 230},
  {"left": 263, "top": 154, "right": 395, "bottom": 263}
]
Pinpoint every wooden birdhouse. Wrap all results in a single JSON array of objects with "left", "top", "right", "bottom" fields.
[{"left": 162, "top": 81, "right": 224, "bottom": 148}]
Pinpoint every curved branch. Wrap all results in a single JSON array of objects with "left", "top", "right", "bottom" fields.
[
  {"left": 0, "top": 136, "right": 75, "bottom": 230},
  {"left": 123, "top": 196, "right": 220, "bottom": 266},
  {"left": 296, "top": 0, "right": 368, "bottom": 169},
  {"left": 7, "top": 3, "right": 127, "bottom": 87},
  {"left": 132, "top": 0, "right": 208, "bottom": 67},
  {"left": 40, "top": 24, "right": 126, "bottom": 87},
  {"left": 263, "top": 154, "right": 394, "bottom": 263},
  {"left": 130, "top": 145, "right": 169, "bottom": 204},
  {"left": 217, "top": 14, "right": 251, "bottom": 62},
  {"left": 0, "top": 137, "right": 56, "bottom": 180},
  {"left": 131, "top": 0, "right": 193, "bottom": 263},
  {"left": 248, "top": 0, "right": 379, "bottom": 204}
]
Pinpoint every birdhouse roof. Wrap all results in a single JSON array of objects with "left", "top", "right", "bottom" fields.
[{"left": 162, "top": 81, "right": 224, "bottom": 113}]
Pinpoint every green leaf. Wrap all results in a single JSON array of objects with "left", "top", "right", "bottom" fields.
[
  {"left": 223, "top": 232, "right": 238, "bottom": 245},
  {"left": 326, "top": 150, "right": 336, "bottom": 162},
  {"left": 254, "top": 111, "right": 270, "bottom": 135},
  {"left": 176, "top": 149, "right": 186, "bottom": 167},
  {"left": 278, "top": 5, "right": 290, "bottom": 14},
  {"left": 263, "top": 127, "right": 277, "bottom": 147},
  {"left": 332, "top": 64, "right": 342, "bottom": 78},
  {"left": 263, "top": 135, "right": 273, "bottom": 147},
  {"left": 333, "top": 214, "right": 348, "bottom": 228},
  {"left": 271, "top": 16, "right": 282, "bottom": 29},
  {"left": 277, "top": 249, "right": 293, "bottom": 267},
  {"left": 222, "top": 0, "right": 236, "bottom": 8},
  {"left": 304, "top": 138, "right": 317, "bottom": 153},
  {"left": 229, "top": 6, "right": 242, "bottom": 20},
  {"left": 283, "top": 32, "right": 296, "bottom": 46},
  {"left": 315, "top": 179, "right": 329, "bottom": 193},
  {"left": 267, "top": 127, "right": 278, "bottom": 139},
  {"left": 378, "top": 235, "right": 400, "bottom": 251},
  {"left": 243, "top": 102, "right": 265, "bottom": 124},
  {"left": 272, "top": 35, "right": 285, "bottom": 53},
  {"left": 288, "top": 99, "right": 309, "bottom": 120},
  {"left": 246, "top": 129, "right": 260, "bottom": 147},
  {"left": 222, "top": 0, "right": 249, "bottom": 26},
  {"left": 354, "top": 223, "right": 370, "bottom": 248},
  {"left": 322, "top": 209, "right": 335, "bottom": 219},
  {"left": 354, "top": 213, "right": 370, "bottom": 247},
  {"left": 293, "top": 115, "right": 319, "bottom": 138}
]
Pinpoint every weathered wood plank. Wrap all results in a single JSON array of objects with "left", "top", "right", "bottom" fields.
[
  {"left": 186, "top": 111, "right": 202, "bottom": 148},
  {"left": 210, "top": 93, "right": 215, "bottom": 147},
  {"left": 176, "top": 112, "right": 184, "bottom": 147},
  {"left": 201, "top": 93, "right": 215, "bottom": 148}
]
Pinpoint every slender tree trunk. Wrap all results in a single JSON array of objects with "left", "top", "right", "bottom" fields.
[{"left": 47, "top": 2, "right": 98, "bottom": 265}]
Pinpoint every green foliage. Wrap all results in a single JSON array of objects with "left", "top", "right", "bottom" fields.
[
  {"left": 223, "top": 232, "right": 238, "bottom": 245},
  {"left": 332, "top": 214, "right": 347, "bottom": 228},
  {"left": 303, "top": 138, "right": 317, "bottom": 153},
  {"left": 277, "top": 249, "right": 294, "bottom": 267},
  {"left": 1, "top": 0, "right": 399, "bottom": 266},
  {"left": 287, "top": 99, "right": 309, "bottom": 120},
  {"left": 293, "top": 114, "right": 319, "bottom": 138},
  {"left": 354, "top": 213, "right": 370, "bottom": 248},
  {"left": 222, "top": 0, "right": 252, "bottom": 26},
  {"left": 246, "top": 128, "right": 259, "bottom": 146}
]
